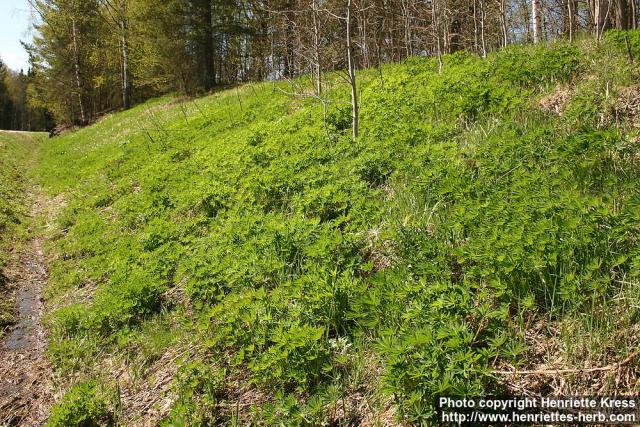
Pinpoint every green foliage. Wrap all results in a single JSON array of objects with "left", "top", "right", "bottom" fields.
[
  {"left": 46, "top": 381, "right": 112, "bottom": 427},
  {"left": 326, "top": 105, "right": 352, "bottom": 133},
  {"left": 490, "top": 43, "right": 582, "bottom": 87},
  {"left": 604, "top": 29, "right": 640, "bottom": 59},
  {"left": 0, "top": 60, "right": 12, "bottom": 129},
  {"left": 164, "top": 361, "right": 226, "bottom": 426},
  {"left": 35, "top": 36, "right": 640, "bottom": 424},
  {"left": 249, "top": 324, "right": 329, "bottom": 388}
]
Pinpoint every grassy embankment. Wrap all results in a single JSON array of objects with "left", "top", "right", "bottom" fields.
[
  {"left": 0, "top": 131, "right": 42, "bottom": 336},
  {"left": 36, "top": 33, "right": 640, "bottom": 425}
]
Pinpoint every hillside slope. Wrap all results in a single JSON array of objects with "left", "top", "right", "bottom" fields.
[{"left": 36, "top": 34, "right": 640, "bottom": 425}]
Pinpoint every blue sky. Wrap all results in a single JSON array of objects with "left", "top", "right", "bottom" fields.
[{"left": 0, "top": 0, "right": 33, "bottom": 72}]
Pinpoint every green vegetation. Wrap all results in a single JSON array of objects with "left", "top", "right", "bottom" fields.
[
  {"left": 35, "top": 35, "right": 640, "bottom": 424},
  {"left": 46, "top": 381, "right": 112, "bottom": 427},
  {"left": 0, "top": 131, "right": 41, "bottom": 335}
]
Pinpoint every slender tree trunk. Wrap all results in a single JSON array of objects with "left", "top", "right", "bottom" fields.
[
  {"left": 480, "top": 0, "right": 487, "bottom": 57},
  {"left": 596, "top": 0, "right": 612, "bottom": 39},
  {"left": 522, "top": 0, "right": 531, "bottom": 42},
  {"left": 442, "top": 6, "right": 450, "bottom": 53},
  {"left": 200, "top": 0, "right": 215, "bottom": 90},
  {"left": 449, "top": 0, "right": 462, "bottom": 53},
  {"left": 359, "top": 5, "right": 370, "bottom": 68},
  {"left": 259, "top": 14, "right": 268, "bottom": 80},
  {"left": 312, "top": 0, "right": 322, "bottom": 96},
  {"left": 533, "top": 0, "right": 543, "bottom": 43},
  {"left": 401, "top": 0, "right": 412, "bottom": 57},
  {"left": 473, "top": 0, "right": 479, "bottom": 54},
  {"left": 567, "top": 0, "right": 576, "bottom": 42},
  {"left": 120, "top": 18, "right": 131, "bottom": 109},
  {"left": 71, "top": 18, "right": 87, "bottom": 125},
  {"left": 499, "top": 0, "right": 508, "bottom": 46},
  {"left": 346, "top": 0, "right": 359, "bottom": 141},
  {"left": 432, "top": 0, "right": 444, "bottom": 68},
  {"left": 283, "top": 0, "right": 295, "bottom": 78}
]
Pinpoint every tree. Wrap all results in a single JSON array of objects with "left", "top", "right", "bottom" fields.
[
  {"left": 311, "top": 0, "right": 323, "bottom": 95},
  {"left": 346, "top": 0, "right": 359, "bottom": 140},
  {"left": 0, "top": 58, "right": 51, "bottom": 131},
  {"left": 99, "top": 0, "right": 133, "bottom": 109},
  {"left": 27, "top": 0, "right": 102, "bottom": 124},
  {"left": 20, "top": 0, "right": 640, "bottom": 127},
  {"left": 192, "top": 0, "right": 215, "bottom": 91},
  {"left": 566, "top": 0, "right": 578, "bottom": 42},
  {"left": 533, "top": 0, "right": 543, "bottom": 43},
  {"left": 0, "top": 60, "right": 14, "bottom": 130},
  {"left": 615, "top": 0, "right": 630, "bottom": 29}
]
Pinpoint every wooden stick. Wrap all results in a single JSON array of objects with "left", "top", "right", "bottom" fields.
[{"left": 493, "top": 351, "right": 638, "bottom": 376}]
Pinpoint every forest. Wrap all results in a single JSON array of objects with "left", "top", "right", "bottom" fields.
[
  {"left": 0, "top": 0, "right": 636, "bottom": 129},
  {"left": 1, "top": 0, "right": 640, "bottom": 426},
  {"left": 0, "top": 60, "right": 50, "bottom": 131}
]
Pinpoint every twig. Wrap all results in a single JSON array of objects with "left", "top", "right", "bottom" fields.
[{"left": 494, "top": 351, "right": 638, "bottom": 376}]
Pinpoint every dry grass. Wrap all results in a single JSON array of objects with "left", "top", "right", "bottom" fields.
[
  {"left": 539, "top": 85, "right": 574, "bottom": 116},
  {"left": 364, "top": 228, "right": 397, "bottom": 273},
  {"left": 496, "top": 317, "right": 640, "bottom": 397},
  {"left": 614, "top": 84, "right": 640, "bottom": 125}
]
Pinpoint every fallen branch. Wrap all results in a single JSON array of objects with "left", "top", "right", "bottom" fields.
[{"left": 493, "top": 351, "right": 638, "bottom": 376}]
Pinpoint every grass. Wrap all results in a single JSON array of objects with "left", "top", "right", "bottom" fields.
[{"left": 29, "top": 33, "right": 640, "bottom": 424}]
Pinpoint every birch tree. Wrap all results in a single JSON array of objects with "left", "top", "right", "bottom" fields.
[
  {"left": 533, "top": 0, "right": 543, "bottom": 43},
  {"left": 346, "top": 0, "right": 359, "bottom": 140}
]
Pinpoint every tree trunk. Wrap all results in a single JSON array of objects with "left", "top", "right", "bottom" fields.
[
  {"left": 401, "top": 0, "right": 412, "bottom": 57},
  {"left": 473, "top": 0, "right": 479, "bottom": 54},
  {"left": 615, "top": 0, "right": 630, "bottom": 29},
  {"left": 596, "top": 0, "right": 612, "bottom": 38},
  {"left": 200, "top": 0, "right": 215, "bottom": 91},
  {"left": 567, "top": 0, "right": 577, "bottom": 42},
  {"left": 120, "top": 18, "right": 131, "bottom": 109},
  {"left": 283, "top": 0, "right": 295, "bottom": 78},
  {"left": 432, "top": 0, "right": 444, "bottom": 67},
  {"left": 449, "top": 0, "right": 463, "bottom": 53},
  {"left": 358, "top": 5, "right": 370, "bottom": 68},
  {"left": 346, "top": 0, "right": 359, "bottom": 141},
  {"left": 312, "top": 0, "right": 322, "bottom": 96},
  {"left": 480, "top": 0, "right": 487, "bottom": 57},
  {"left": 499, "top": 0, "right": 508, "bottom": 46},
  {"left": 533, "top": 0, "right": 543, "bottom": 43},
  {"left": 71, "top": 18, "right": 87, "bottom": 125}
]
